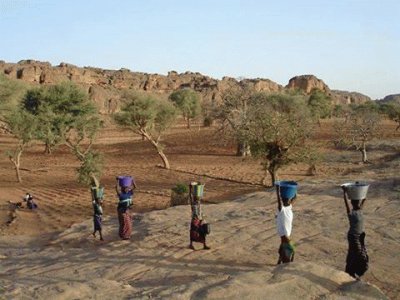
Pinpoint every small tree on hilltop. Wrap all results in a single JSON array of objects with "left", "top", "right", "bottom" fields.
[
  {"left": 169, "top": 88, "right": 201, "bottom": 129},
  {"left": 334, "top": 106, "right": 382, "bottom": 163},
  {"left": 246, "top": 93, "right": 316, "bottom": 186},
  {"left": 4, "top": 108, "right": 37, "bottom": 182},
  {"left": 114, "top": 92, "right": 177, "bottom": 169}
]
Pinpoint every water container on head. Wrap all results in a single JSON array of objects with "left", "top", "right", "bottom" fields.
[
  {"left": 341, "top": 182, "right": 369, "bottom": 201},
  {"left": 118, "top": 176, "right": 133, "bottom": 188},
  {"left": 193, "top": 184, "right": 205, "bottom": 198},
  {"left": 91, "top": 186, "right": 104, "bottom": 200},
  {"left": 275, "top": 181, "right": 298, "bottom": 200}
]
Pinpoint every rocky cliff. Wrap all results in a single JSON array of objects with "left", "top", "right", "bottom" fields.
[{"left": 0, "top": 60, "right": 370, "bottom": 113}]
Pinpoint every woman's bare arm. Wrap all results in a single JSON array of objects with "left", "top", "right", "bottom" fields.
[
  {"left": 342, "top": 188, "right": 350, "bottom": 215},
  {"left": 276, "top": 185, "right": 282, "bottom": 211}
]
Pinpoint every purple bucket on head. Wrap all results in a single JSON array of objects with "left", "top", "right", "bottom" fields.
[
  {"left": 275, "top": 181, "right": 298, "bottom": 200},
  {"left": 118, "top": 176, "right": 133, "bottom": 188}
]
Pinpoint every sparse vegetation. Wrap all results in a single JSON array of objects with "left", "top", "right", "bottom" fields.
[{"left": 334, "top": 105, "right": 382, "bottom": 163}]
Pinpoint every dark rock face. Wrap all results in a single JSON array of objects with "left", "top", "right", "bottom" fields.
[
  {"left": 1, "top": 60, "right": 372, "bottom": 113},
  {"left": 378, "top": 94, "right": 400, "bottom": 104}
]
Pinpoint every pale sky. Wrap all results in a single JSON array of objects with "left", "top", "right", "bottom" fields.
[{"left": 0, "top": 0, "right": 399, "bottom": 99}]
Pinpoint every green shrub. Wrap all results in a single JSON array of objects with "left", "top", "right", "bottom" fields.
[{"left": 171, "top": 183, "right": 188, "bottom": 195}]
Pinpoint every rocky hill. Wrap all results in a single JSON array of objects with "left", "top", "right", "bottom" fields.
[{"left": 0, "top": 60, "right": 370, "bottom": 114}]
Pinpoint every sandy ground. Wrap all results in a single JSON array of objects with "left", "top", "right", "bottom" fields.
[{"left": 0, "top": 120, "right": 399, "bottom": 299}]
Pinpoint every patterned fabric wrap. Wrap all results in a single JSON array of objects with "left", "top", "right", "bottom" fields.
[
  {"left": 118, "top": 209, "right": 132, "bottom": 240},
  {"left": 190, "top": 218, "right": 205, "bottom": 243}
]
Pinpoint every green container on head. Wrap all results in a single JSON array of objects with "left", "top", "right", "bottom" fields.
[
  {"left": 193, "top": 184, "right": 204, "bottom": 198},
  {"left": 91, "top": 186, "right": 104, "bottom": 200}
]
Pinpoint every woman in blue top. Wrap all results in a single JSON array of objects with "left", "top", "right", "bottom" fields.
[{"left": 116, "top": 178, "right": 137, "bottom": 240}]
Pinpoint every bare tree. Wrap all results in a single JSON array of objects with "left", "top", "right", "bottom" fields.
[{"left": 334, "top": 107, "right": 381, "bottom": 163}]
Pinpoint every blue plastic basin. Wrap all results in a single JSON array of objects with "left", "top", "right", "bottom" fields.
[{"left": 275, "top": 181, "right": 298, "bottom": 200}]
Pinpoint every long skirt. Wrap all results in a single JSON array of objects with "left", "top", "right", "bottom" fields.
[
  {"left": 118, "top": 209, "right": 132, "bottom": 240},
  {"left": 93, "top": 214, "right": 102, "bottom": 231},
  {"left": 345, "top": 232, "right": 369, "bottom": 278},
  {"left": 190, "top": 219, "right": 205, "bottom": 243}
]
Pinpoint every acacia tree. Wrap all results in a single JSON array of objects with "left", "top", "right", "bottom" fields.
[
  {"left": 334, "top": 106, "right": 381, "bottom": 163},
  {"left": 246, "top": 93, "right": 316, "bottom": 185},
  {"left": 114, "top": 92, "right": 177, "bottom": 169},
  {"left": 169, "top": 88, "right": 201, "bottom": 129},
  {"left": 23, "top": 82, "right": 103, "bottom": 186},
  {"left": 22, "top": 82, "right": 95, "bottom": 154},
  {"left": 4, "top": 109, "right": 37, "bottom": 182},
  {"left": 214, "top": 85, "right": 254, "bottom": 156}
]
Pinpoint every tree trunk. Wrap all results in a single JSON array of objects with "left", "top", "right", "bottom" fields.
[
  {"left": 10, "top": 149, "right": 23, "bottom": 183},
  {"left": 187, "top": 117, "right": 191, "bottom": 129},
  {"left": 361, "top": 147, "right": 368, "bottom": 163},
  {"left": 15, "top": 162, "right": 22, "bottom": 183},
  {"left": 307, "top": 164, "right": 317, "bottom": 176},
  {"left": 157, "top": 149, "right": 170, "bottom": 169},
  {"left": 268, "top": 167, "right": 278, "bottom": 187},
  {"left": 236, "top": 142, "right": 251, "bottom": 157},
  {"left": 44, "top": 142, "right": 52, "bottom": 154},
  {"left": 142, "top": 131, "right": 171, "bottom": 169}
]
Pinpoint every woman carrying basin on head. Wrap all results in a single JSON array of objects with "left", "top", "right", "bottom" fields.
[
  {"left": 116, "top": 176, "right": 137, "bottom": 240},
  {"left": 275, "top": 181, "right": 297, "bottom": 264},
  {"left": 341, "top": 182, "right": 369, "bottom": 279},
  {"left": 188, "top": 182, "right": 210, "bottom": 250}
]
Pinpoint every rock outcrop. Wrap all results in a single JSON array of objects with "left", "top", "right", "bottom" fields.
[
  {"left": 286, "top": 75, "right": 371, "bottom": 105},
  {"left": 330, "top": 90, "right": 372, "bottom": 105},
  {"left": 0, "top": 60, "right": 372, "bottom": 113},
  {"left": 286, "top": 74, "right": 330, "bottom": 94}
]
